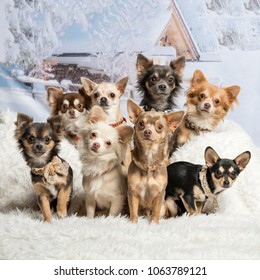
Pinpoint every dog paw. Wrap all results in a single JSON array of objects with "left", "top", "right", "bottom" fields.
[{"left": 57, "top": 211, "right": 67, "bottom": 219}]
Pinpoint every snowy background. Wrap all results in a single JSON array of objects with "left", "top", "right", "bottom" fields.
[{"left": 0, "top": 0, "right": 260, "bottom": 145}]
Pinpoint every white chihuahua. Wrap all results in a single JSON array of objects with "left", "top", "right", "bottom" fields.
[{"left": 78, "top": 106, "right": 133, "bottom": 218}]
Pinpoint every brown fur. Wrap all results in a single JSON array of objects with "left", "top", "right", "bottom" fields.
[
  {"left": 169, "top": 70, "right": 240, "bottom": 155},
  {"left": 127, "top": 99, "right": 184, "bottom": 223}
]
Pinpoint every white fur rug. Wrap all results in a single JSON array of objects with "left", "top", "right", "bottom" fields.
[{"left": 0, "top": 110, "right": 260, "bottom": 260}]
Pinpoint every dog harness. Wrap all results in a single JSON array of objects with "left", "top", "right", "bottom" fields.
[
  {"left": 185, "top": 118, "right": 211, "bottom": 134},
  {"left": 199, "top": 165, "right": 218, "bottom": 214},
  {"left": 109, "top": 117, "right": 127, "bottom": 128},
  {"left": 31, "top": 156, "right": 69, "bottom": 186}
]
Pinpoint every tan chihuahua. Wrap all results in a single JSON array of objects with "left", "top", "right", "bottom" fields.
[{"left": 127, "top": 99, "right": 184, "bottom": 223}]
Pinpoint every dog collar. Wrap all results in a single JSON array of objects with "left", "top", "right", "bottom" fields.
[
  {"left": 143, "top": 105, "right": 172, "bottom": 114},
  {"left": 199, "top": 165, "right": 218, "bottom": 214},
  {"left": 185, "top": 118, "right": 211, "bottom": 135},
  {"left": 31, "top": 156, "right": 69, "bottom": 185},
  {"left": 132, "top": 157, "right": 165, "bottom": 172},
  {"left": 109, "top": 117, "right": 127, "bottom": 128}
]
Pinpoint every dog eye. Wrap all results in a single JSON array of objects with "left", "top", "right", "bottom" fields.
[
  {"left": 139, "top": 121, "right": 144, "bottom": 128},
  {"left": 91, "top": 132, "right": 97, "bottom": 138},
  {"left": 230, "top": 171, "right": 236, "bottom": 176},
  {"left": 110, "top": 93, "right": 115, "bottom": 98},
  {"left": 77, "top": 104, "right": 83, "bottom": 110},
  {"left": 216, "top": 170, "right": 222, "bottom": 176},
  {"left": 215, "top": 99, "right": 220, "bottom": 105},
  {"left": 106, "top": 141, "right": 112, "bottom": 146},
  {"left": 200, "top": 94, "right": 205, "bottom": 100},
  {"left": 151, "top": 76, "right": 157, "bottom": 82},
  {"left": 62, "top": 104, "right": 67, "bottom": 110},
  {"left": 28, "top": 135, "right": 35, "bottom": 143},
  {"left": 94, "top": 92, "right": 99, "bottom": 98},
  {"left": 168, "top": 76, "right": 174, "bottom": 83},
  {"left": 45, "top": 137, "right": 50, "bottom": 144},
  {"left": 157, "top": 124, "right": 163, "bottom": 130}
]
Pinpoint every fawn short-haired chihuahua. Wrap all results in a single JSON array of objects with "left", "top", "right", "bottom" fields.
[{"left": 127, "top": 99, "right": 184, "bottom": 223}]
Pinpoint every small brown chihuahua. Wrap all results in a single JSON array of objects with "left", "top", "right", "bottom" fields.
[
  {"left": 15, "top": 113, "right": 73, "bottom": 222},
  {"left": 127, "top": 99, "right": 184, "bottom": 223}
]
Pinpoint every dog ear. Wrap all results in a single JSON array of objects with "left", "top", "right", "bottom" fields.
[
  {"left": 47, "top": 115, "right": 63, "bottom": 139},
  {"left": 115, "top": 76, "right": 128, "bottom": 96},
  {"left": 127, "top": 98, "right": 144, "bottom": 124},
  {"left": 136, "top": 54, "right": 153, "bottom": 75},
  {"left": 116, "top": 125, "right": 134, "bottom": 145},
  {"left": 191, "top": 70, "right": 207, "bottom": 88},
  {"left": 47, "top": 87, "right": 64, "bottom": 115},
  {"left": 87, "top": 105, "right": 106, "bottom": 123},
  {"left": 170, "top": 56, "right": 185, "bottom": 78},
  {"left": 164, "top": 110, "right": 185, "bottom": 131},
  {"left": 78, "top": 87, "right": 92, "bottom": 110},
  {"left": 224, "top": 86, "right": 240, "bottom": 104},
  {"left": 81, "top": 77, "right": 97, "bottom": 96},
  {"left": 204, "top": 146, "right": 220, "bottom": 167},
  {"left": 234, "top": 151, "right": 251, "bottom": 171},
  {"left": 15, "top": 113, "right": 33, "bottom": 139}
]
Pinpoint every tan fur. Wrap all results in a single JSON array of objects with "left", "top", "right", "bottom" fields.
[
  {"left": 127, "top": 99, "right": 184, "bottom": 223},
  {"left": 171, "top": 69, "right": 240, "bottom": 153}
]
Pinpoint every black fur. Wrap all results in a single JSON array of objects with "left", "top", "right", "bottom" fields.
[{"left": 165, "top": 147, "right": 251, "bottom": 215}]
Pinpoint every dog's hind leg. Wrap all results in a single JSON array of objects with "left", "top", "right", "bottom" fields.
[{"left": 179, "top": 193, "right": 197, "bottom": 215}]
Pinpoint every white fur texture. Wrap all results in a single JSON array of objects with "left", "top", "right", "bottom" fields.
[{"left": 0, "top": 110, "right": 260, "bottom": 259}]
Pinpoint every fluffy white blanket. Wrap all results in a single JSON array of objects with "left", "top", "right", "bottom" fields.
[{"left": 0, "top": 110, "right": 260, "bottom": 260}]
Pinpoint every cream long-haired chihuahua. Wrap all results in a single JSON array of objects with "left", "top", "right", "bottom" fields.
[{"left": 78, "top": 106, "right": 133, "bottom": 218}]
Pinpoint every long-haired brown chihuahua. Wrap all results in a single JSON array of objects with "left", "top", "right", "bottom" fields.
[
  {"left": 169, "top": 69, "right": 240, "bottom": 155},
  {"left": 15, "top": 113, "right": 73, "bottom": 222},
  {"left": 127, "top": 99, "right": 184, "bottom": 223}
]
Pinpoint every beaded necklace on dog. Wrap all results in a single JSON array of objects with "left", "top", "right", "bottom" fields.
[
  {"left": 109, "top": 117, "right": 127, "bottom": 128},
  {"left": 132, "top": 157, "right": 165, "bottom": 172},
  {"left": 199, "top": 165, "right": 218, "bottom": 214}
]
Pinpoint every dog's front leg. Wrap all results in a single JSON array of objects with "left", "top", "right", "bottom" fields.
[
  {"left": 109, "top": 195, "right": 124, "bottom": 217},
  {"left": 128, "top": 192, "right": 139, "bottom": 223},
  {"left": 57, "top": 185, "right": 72, "bottom": 219},
  {"left": 151, "top": 194, "right": 164, "bottom": 224},
  {"left": 85, "top": 194, "right": 96, "bottom": 218},
  {"left": 38, "top": 195, "right": 52, "bottom": 223}
]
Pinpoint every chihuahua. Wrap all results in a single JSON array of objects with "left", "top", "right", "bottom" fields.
[
  {"left": 15, "top": 113, "right": 73, "bottom": 222},
  {"left": 47, "top": 87, "right": 91, "bottom": 145},
  {"left": 80, "top": 76, "right": 128, "bottom": 127},
  {"left": 165, "top": 146, "right": 251, "bottom": 217},
  {"left": 127, "top": 99, "right": 184, "bottom": 223},
  {"left": 136, "top": 53, "right": 185, "bottom": 112},
  {"left": 78, "top": 106, "right": 133, "bottom": 218},
  {"left": 169, "top": 70, "right": 240, "bottom": 154}
]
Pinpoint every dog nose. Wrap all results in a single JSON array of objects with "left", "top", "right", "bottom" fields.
[
  {"left": 69, "top": 109, "right": 75, "bottom": 116},
  {"left": 35, "top": 144, "right": 43, "bottom": 150},
  {"left": 158, "top": 84, "right": 167, "bottom": 91},
  {"left": 224, "top": 180, "right": 230, "bottom": 186},
  {"left": 144, "top": 130, "right": 152, "bottom": 137},
  {"left": 100, "top": 97, "right": 108, "bottom": 105},
  {"left": 93, "top": 142, "right": 100, "bottom": 150},
  {"left": 204, "top": 103, "right": 211, "bottom": 110}
]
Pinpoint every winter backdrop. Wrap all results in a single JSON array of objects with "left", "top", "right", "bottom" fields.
[
  {"left": 0, "top": 0, "right": 260, "bottom": 261},
  {"left": 0, "top": 0, "right": 260, "bottom": 145}
]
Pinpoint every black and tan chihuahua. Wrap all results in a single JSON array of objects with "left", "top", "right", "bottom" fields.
[
  {"left": 15, "top": 113, "right": 73, "bottom": 222},
  {"left": 165, "top": 146, "right": 251, "bottom": 217}
]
